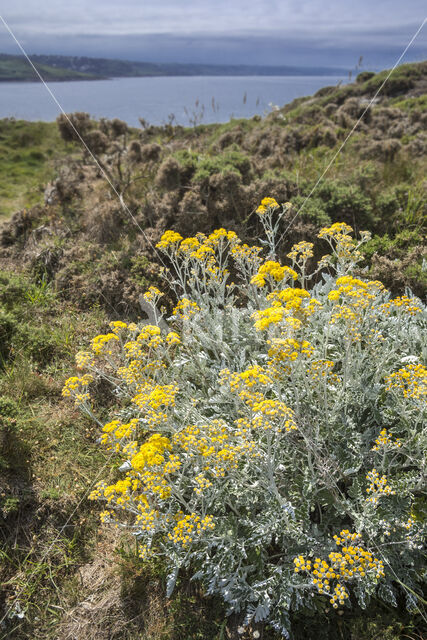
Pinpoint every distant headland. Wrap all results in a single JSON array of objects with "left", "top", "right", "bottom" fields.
[{"left": 0, "top": 53, "right": 347, "bottom": 82}]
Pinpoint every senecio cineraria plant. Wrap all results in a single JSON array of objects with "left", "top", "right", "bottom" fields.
[{"left": 63, "top": 198, "right": 426, "bottom": 636}]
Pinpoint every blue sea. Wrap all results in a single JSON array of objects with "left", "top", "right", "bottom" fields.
[{"left": 0, "top": 75, "right": 346, "bottom": 127}]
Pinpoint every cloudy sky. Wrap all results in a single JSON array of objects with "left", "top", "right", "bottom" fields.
[{"left": 0, "top": 1, "right": 426, "bottom": 68}]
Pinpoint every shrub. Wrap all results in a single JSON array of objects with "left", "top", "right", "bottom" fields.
[
  {"left": 56, "top": 112, "right": 92, "bottom": 143},
  {"left": 0, "top": 396, "right": 18, "bottom": 420},
  {"left": 0, "top": 311, "right": 16, "bottom": 365},
  {"left": 84, "top": 130, "right": 108, "bottom": 155},
  {"left": 193, "top": 149, "right": 252, "bottom": 183},
  {"left": 314, "top": 180, "right": 374, "bottom": 229},
  {"left": 0, "top": 396, "right": 18, "bottom": 471},
  {"left": 155, "top": 157, "right": 182, "bottom": 191},
  {"left": 110, "top": 118, "right": 128, "bottom": 138},
  {"left": 140, "top": 142, "right": 162, "bottom": 163},
  {"left": 128, "top": 140, "right": 142, "bottom": 162},
  {"left": 356, "top": 72, "right": 375, "bottom": 83},
  {"left": 288, "top": 195, "right": 331, "bottom": 227},
  {"left": 64, "top": 202, "right": 426, "bottom": 637}
]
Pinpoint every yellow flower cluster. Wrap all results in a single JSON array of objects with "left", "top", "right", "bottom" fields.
[
  {"left": 267, "top": 287, "right": 316, "bottom": 311},
  {"left": 219, "top": 368, "right": 297, "bottom": 433},
  {"left": 256, "top": 197, "right": 279, "bottom": 214},
  {"left": 100, "top": 418, "right": 139, "bottom": 450},
  {"left": 328, "top": 276, "right": 384, "bottom": 304},
  {"left": 119, "top": 327, "right": 181, "bottom": 384},
  {"left": 91, "top": 332, "right": 119, "bottom": 354},
  {"left": 168, "top": 513, "right": 215, "bottom": 548},
  {"left": 91, "top": 476, "right": 138, "bottom": 506},
  {"left": 251, "top": 305, "right": 286, "bottom": 331},
  {"left": 267, "top": 337, "right": 314, "bottom": 363},
  {"left": 139, "top": 325, "right": 161, "bottom": 339},
  {"left": 330, "top": 306, "right": 362, "bottom": 341},
  {"left": 205, "top": 263, "right": 230, "bottom": 283},
  {"left": 251, "top": 288, "right": 319, "bottom": 331},
  {"left": 166, "top": 331, "right": 181, "bottom": 345},
  {"left": 366, "top": 469, "right": 395, "bottom": 503},
  {"left": 380, "top": 296, "right": 422, "bottom": 317},
  {"left": 250, "top": 398, "right": 297, "bottom": 432},
  {"left": 99, "top": 509, "right": 113, "bottom": 523},
  {"left": 105, "top": 478, "right": 132, "bottom": 503},
  {"left": 131, "top": 434, "right": 172, "bottom": 471},
  {"left": 251, "top": 261, "right": 298, "bottom": 287},
  {"left": 74, "top": 392, "right": 90, "bottom": 404},
  {"left": 126, "top": 324, "right": 163, "bottom": 349},
  {"left": 230, "top": 242, "right": 263, "bottom": 264},
  {"left": 327, "top": 277, "right": 385, "bottom": 342},
  {"left": 156, "top": 230, "right": 183, "bottom": 249},
  {"left": 143, "top": 286, "right": 163, "bottom": 302},
  {"left": 385, "top": 364, "right": 427, "bottom": 401},
  {"left": 172, "top": 420, "right": 257, "bottom": 475},
  {"left": 220, "top": 365, "right": 273, "bottom": 391},
  {"left": 136, "top": 503, "right": 158, "bottom": 533},
  {"left": 318, "top": 254, "right": 333, "bottom": 268},
  {"left": 189, "top": 244, "right": 215, "bottom": 261},
  {"left": 109, "top": 320, "right": 128, "bottom": 333},
  {"left": 205, "top": 228, "right": 239, "bottom": 246},
  {"left": 161, "top": 229, "right": 235, "bottom": 263},
  {"left": 62, "top": 374, "right": 93, "bottom": 397},
  {"left": 145, "top": 408, "right": 169, "bottom": 429},
  {"left": 132, "top": 382, "right": 179, "bottom": 411},
  {"left": 318, "top": 222, "right": 354, "bottom": 239},
  {"left": 75, "top": 350, "right": 95, "bottom": 369},
  {"left": 179, "top": 236, "right": 200, "bottom": 253},
  {"left": 371, "top": 429, "right": 402, "bottom": 451},
  {"left": 91, "top": 430, "right": 182, "bottom": 514},
  {"left": 138, "top": 467, "right": 173, "bottom": 501},
  {"left": 287, "top": 241, "right": 314, "bottom": 262},
  {"left": 173, "top": 298, "right": 200, "bottom": 319},
  {"left": 194, "top": 473, "right": 213, "bottom": 495},
  {"left": 294, "top": 530, "right": 385, "bottom": 608},
  {"left": 308, "top": 360, "right": 341, "bottom": 385},
  {"left": 117, "top": 358, "right": 165, "bottom": 386},
  {"left": 403, "top": 517, "right": 416, "bottom": 530},
  {"left": 318, "top": 223, "right": 366, "bottom": 263}
]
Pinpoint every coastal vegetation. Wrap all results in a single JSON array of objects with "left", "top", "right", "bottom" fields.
[
  {"left": 0, "top": 61, "right": 426, "bottom": 639},
  {"left": 66, "top": 215, "right": 427, "bottom": 637}
]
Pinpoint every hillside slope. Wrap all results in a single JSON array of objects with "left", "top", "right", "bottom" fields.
[
  {"left": 0, "top": 61, "right": 426, "bottom": 640},
  {"left": 0, "top": 54, "right": 100, "bottom": 81},
  {"left": 1, "top": 60, "right": 426, "bottom": 303}
]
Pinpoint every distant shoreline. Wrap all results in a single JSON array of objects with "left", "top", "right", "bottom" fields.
[
  {"left": 0, "top": 73, "right": 347, "bottom": 84},
  {"left": 0, "top": 52, "right": 348, "bottom": 82},
  {"left": 0, "top": 76, "right": 107, "bottom": 83}
]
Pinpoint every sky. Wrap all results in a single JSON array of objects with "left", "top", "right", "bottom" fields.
[{"left": 0, "top": 1, "right": 426, "bottom": 69}]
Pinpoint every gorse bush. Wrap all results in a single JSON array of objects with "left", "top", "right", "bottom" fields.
[{"left": 64, "top": 200, "right": 426, "bottom": 637}]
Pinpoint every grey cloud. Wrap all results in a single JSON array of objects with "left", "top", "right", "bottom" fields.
[
  {"left": 0, "top": 0, "right": 425, "bottom": 67},
  {"left": 1, "top": 0, "right": 426, "bottom": 36}
]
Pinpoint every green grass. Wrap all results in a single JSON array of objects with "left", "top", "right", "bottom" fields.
[
  {"left": 0, "top": 120, "right": 77, "bottom": 218},
  {"left": 0, "top": 270, "right": 109, "bottom": 637}
]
